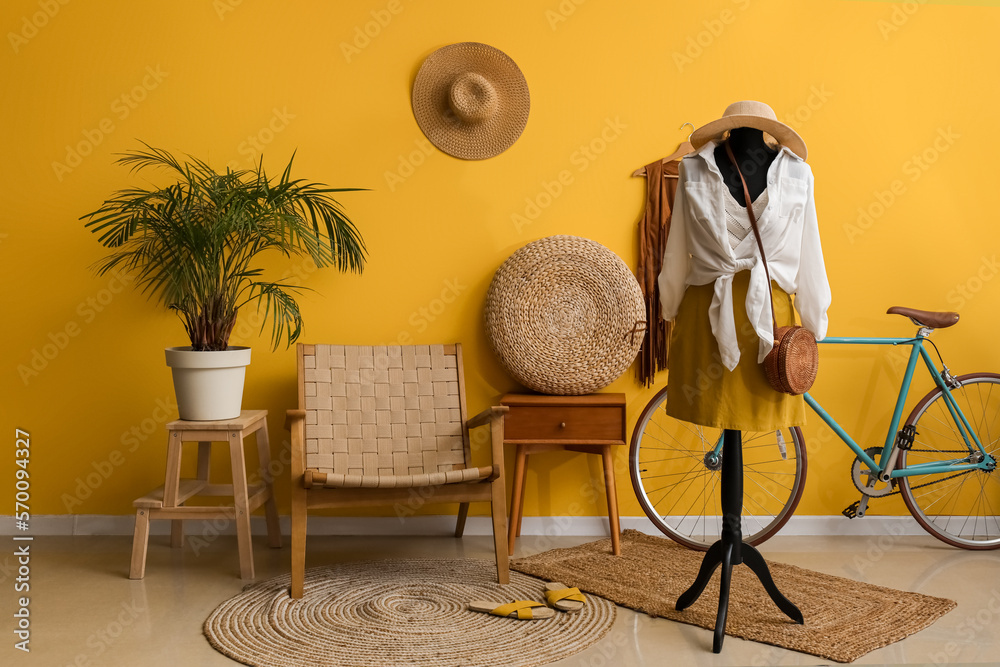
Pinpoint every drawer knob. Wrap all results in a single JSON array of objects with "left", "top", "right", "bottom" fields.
[{"left": 559, "top": 422, "right": 567, "bottom": 428}]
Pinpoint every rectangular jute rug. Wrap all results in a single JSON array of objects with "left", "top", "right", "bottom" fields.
[{"left": 511, "top": 529, "right": 956, "bottom": 663}]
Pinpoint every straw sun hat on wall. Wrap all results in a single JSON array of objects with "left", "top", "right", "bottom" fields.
[{"left": 411, "top": 42, "right": 530, "bottom": 160}]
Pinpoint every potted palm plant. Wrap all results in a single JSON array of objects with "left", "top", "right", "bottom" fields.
[{"left": 82, "top": 144, "right": 366, "bottom": 420}]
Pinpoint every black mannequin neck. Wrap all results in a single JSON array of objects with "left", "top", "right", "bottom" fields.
[{"left": 713, "top": 127, "right": 777, "bottom": 206}]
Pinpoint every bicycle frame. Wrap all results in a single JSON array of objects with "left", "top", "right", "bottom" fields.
[{"left": 803, "top": 334, "right": 992, "bottom": 478}]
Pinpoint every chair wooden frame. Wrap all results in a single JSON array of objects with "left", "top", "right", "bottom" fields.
[{"left": 285, "top": 343, "right": 509, "bottom": 599}]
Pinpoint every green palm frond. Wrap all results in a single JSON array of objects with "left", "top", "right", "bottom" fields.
[{"left": 81, "top": 145, "right": 367, "bottom": 351}]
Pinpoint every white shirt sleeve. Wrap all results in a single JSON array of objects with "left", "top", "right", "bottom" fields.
[
  {"left": 657, "top": 162, "right": 691, "bottom": 322},
  {"left": 794, "top": 173, "right": 832, "bottom": 340}
]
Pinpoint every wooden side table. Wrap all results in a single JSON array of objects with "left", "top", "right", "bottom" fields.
[
  {"left": 129, "top": 409, "right": 281, "bottom": 580},
  {"left": 501, "top": 393, "right": 626, "bottom": 556}
]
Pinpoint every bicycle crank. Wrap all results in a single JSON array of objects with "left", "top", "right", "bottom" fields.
[
  {"left": 842, "top": 448, "right": 979, "bottom": 518},
  {"left": 851, "top": 447, "right": 896, "bottom": 498}
]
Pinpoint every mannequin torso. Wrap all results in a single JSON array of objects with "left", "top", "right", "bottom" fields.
[{"left": 713, "top": 127, "right": 777, "bottom": 205}]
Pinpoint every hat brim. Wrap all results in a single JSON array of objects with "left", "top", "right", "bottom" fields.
[
  {"left": 690, "top": 114, "right": 807, "bottom": 160},
  {"left": 411, "top": 42, "right": 530, "bottom": 161}
]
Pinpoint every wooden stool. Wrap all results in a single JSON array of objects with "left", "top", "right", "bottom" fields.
[
  {"left": 130, "top": 410, "right": 281, "bottom": 580},
  {"left": 500, "top": 393, "right": 626, "bottom": 556}
]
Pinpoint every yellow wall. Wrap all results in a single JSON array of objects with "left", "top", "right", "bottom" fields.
[{"left": 3, "top": 0, "right": 999, "bottom": 522}]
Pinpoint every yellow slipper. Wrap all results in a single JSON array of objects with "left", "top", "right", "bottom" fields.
[
  {"left": 467, "top": 600, "right": 555, "bottom": 620},
  {"left": 544, "top": 582, "right": 586, "bottom": 612}
]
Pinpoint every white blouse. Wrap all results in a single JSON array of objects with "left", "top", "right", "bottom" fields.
[{"left": 657, "top": 140, "right": 831, "bottom": 371}]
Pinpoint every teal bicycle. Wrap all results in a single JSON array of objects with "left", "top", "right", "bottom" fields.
[{"left": 629, "top": 306, "right": 1000, "bottom": 550}]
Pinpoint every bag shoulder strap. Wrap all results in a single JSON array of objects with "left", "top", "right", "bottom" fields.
[{"left": 723, "top": 140, "right": 778, "bottom": 334}]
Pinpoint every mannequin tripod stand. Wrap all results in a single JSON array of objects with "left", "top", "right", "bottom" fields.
[{"left": 675, "top": 429, "right": 803, "bottom": 652}]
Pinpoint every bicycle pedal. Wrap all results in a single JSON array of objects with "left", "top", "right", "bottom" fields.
[{"left": 842, "top": 501, "right": 861, "bottom": 519}]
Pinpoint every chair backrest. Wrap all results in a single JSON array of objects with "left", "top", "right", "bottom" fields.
[{"left": 297, "top": 344, "right": 471, "bottom": 477}]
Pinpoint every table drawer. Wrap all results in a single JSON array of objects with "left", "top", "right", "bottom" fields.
[{"left": 504, "top": 406, "right": 622, "bottom": 441}]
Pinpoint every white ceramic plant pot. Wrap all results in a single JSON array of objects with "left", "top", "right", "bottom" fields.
[{"left": 164, "top": 346, "right": 252, "bottom": 421}]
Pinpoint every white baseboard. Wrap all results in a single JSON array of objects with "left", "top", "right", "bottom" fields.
[{"left": 0, "top": 514, "right": 926, "bottom": 537}]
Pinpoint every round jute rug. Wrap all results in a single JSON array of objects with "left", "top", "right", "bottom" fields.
[{"left": 204, "top": 559, "right": 616, "bottom": 667}]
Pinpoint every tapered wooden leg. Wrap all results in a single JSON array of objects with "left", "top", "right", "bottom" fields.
[
  {"left": 170, "top": 520, "right": 184, "bottom": 549},
  {"left": 255, "top": 423, "right": 282, "bottom": 548},
  {"left": 507, "top": 446, "right": 528, "bottom": 554},
  {"left": 229, "top": 430, "right": 254, "bottom": 580},
  {"left": 491, "top": 478, "right": 509, "bottom": 584},
  {"left": 515, "top": 453, "right": 528, "bottom": 539},
  {"left": 455, "top": 502, "right": 470, "bottom": 537},
  {"left": 196, "top": 441, "right": 211, "bottom": 482},
  {"left": 290, "top": 482, "right": 307, "bottom": 599},
  {"left": 163, "top": 432, "right": 184, "bottom": 550},
  {"left": 129, "top": 509, "right": 150, "bottom": 580},
  {"left": 601, "top": 446, "right": 621, "bottom": 555}
]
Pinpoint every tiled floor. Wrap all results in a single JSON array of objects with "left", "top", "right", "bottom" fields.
[{"left": 4, "top": 532, "right": 998, "bottom": 666}]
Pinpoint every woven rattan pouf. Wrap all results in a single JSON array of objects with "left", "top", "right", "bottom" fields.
[{"left": 484, "top": 235, "right": 644, "bottom": 395}]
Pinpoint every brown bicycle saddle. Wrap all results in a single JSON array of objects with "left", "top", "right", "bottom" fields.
[{"left": 887, "top": 306, "right": 960, "bottom": 329}]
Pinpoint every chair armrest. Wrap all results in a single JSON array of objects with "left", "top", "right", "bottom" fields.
[
  {"left": 467, "top": 405, "right": 508, "bottom": 429},
  {"left": 285, "top": 409, "right": 307, "bottom": 479},
  {"left": 467, "top": 406, "right": 508, "bottom": 483},
  {"left": 285, "top": 409, "right": 306, "bottom": 431}
]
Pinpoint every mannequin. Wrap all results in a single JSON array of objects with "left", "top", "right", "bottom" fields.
[
  {"left": 658, "top": 101, "right": 831, "bottom": 653},
  {"left": 673, "top": 132, "right": 802, "bottom": 653}
]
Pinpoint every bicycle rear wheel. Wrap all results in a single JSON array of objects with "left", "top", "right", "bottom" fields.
[
  {"left": 629, "top": 386, "right": 807, "bottom": 550},
  {"left": 899, "top": 373, "right": 1000, "bottom": 549}
]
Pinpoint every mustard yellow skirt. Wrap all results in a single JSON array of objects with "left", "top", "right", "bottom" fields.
[{"left": 665, "top": 271, "right": 806, "bottom": 430}]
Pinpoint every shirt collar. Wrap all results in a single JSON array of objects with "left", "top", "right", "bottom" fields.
[{"left": 685, "top": 139, "right": 801, "bottom": 183}]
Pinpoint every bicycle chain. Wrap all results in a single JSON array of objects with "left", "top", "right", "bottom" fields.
[{"left": 862, "top": 466, "right": 975, "bottom": 501}]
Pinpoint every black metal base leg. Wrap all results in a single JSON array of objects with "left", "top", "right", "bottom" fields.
[
  {"left": 676, "top": 541, "right": 725, "bottom": 612},
  {"left": 741, "top": 542, "right": 804, "bottom": 625},
  {"left": 713, "top": 541, "right": 734, "bottom": 653}
]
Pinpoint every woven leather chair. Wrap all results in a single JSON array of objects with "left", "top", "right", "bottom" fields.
[{"left": 285, "top": 343, "right": 509, "bottom": 598}]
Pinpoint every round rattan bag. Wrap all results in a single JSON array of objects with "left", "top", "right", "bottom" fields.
[{"left": 484, "top": 235, "right": 645, "bottom": 395}]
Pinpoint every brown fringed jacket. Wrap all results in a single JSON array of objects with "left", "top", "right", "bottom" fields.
[{"left": 636, "top": 158, "right": 681, "bottom": 387}]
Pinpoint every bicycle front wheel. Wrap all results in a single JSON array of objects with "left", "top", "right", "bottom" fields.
[
  {"left": 900, "top": 373, "right": 1000, "bottom": 549},
  {"left": 629, "top": 386, "right": 807, "bottom": 550}
]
